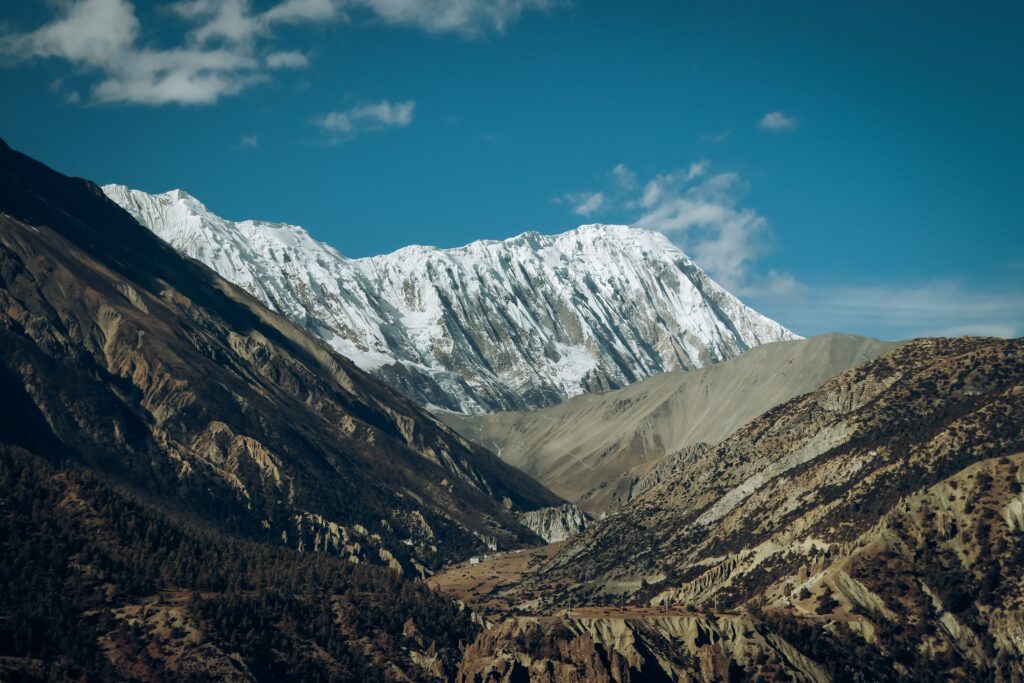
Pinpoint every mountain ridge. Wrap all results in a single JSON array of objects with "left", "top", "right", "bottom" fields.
[
  {"left": 0, "top": 138, "right": 562, "bottom": 576},
  {"left": 104, "top": 184, "right": 799, "bottom": 413}
]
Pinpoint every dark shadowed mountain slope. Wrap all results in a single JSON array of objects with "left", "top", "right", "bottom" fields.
[
  {"left": 0, "top": 138, "right": 562, "bottom": 573},
  {"left": 0, "top": 445, "right": 479, "bottom": 681}
]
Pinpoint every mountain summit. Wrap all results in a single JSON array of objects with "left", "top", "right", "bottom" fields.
[{"left": 104, "top": 185, "right": 798, "bottom": 413}]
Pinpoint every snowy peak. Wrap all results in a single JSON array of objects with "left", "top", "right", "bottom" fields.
[
  {"left": 103, "top": 184, "right": 352, "bottom": 319},
  {"left": 103, "top": 184, "right": 799, "bottom": 413}
]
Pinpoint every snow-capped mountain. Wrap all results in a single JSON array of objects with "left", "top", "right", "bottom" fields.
[{"left": 103, "top": 184, "right": 799, "bottom": 413}]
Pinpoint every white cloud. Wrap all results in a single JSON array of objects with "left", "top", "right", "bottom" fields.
[
  {"left": 350, "top": 0, "right": 558, "bottom": 37},
  {"left": 49, "top": 77, "right": 83, "bottom": 103},
  {"left": 628, "top": 166, "right": 1022, "bottom": 339},
  {"left": 633, "top": 171, "right": 766, "bottom": 290},
  {"left": 759, "top": 110, "right": 797, "bottom": 131},
  {"left": 240, "top": 134, "right": 259, "bottom": 147},
  {"left": 172, "top": 0, "right": 261, "bottom": 45},
  {"left": 266, "top": 50, "right": 309, "bottom": 68},
  {"left": 557, "top": 161, "right": 765, "bottom": 291},
  {"left": 263, "top": 0, "right": 343, "bottom": 24},
  {"left": 685, "top": 159, "right": 708, "bottom": 181},
  {"left": 701, "top": 129, "right": 732, "bottom": 143},
  {"left": 92, "top": 47, "right": 261, "bottom": 105},
  {"left": 1, "top": 0, "right": 554, "bottom": 106},
  {"left": 4, "top": 0, "right": 139, "bottom": 67},
  {"left": 317, "top": 99, "right": 415, "bottom": 141},
  {"left": 758, "top": 270, "right": 801, "bottom": 298},
  {"left": 560, "top": 160, "right": 1022, "bottom": 340},
  {"left": 0, "top": 0, "right": 263, "bottom": 105},
  {"left": 611, "top": 163, "right": 636, "bottom": 191},
  {"left": 557, "top": 191, "right": 605, "bottom": 217}
]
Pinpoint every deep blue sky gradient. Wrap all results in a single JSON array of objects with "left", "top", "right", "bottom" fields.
[{"left": 2, "top": 1, "right": 1022, "bottom": 338}]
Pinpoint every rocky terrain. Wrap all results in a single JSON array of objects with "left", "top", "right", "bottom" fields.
[
  {"left": 0, "top": 138, "right": 562, "bottom": 576},
  {"left": 446, "top": 333, "right": 898, "bottom": 515},
  {"left": 5, "top": 139, "right": 1022, "bottom": 681},
  {"left": 104, "top": 184, "right": 797, "bottom": 414},
  {"left": 442, "top": 338, "right": 1024, "bottom": 681},
  {"left": 456, "top": 611, "right": 831, "bottom": 682},
  {"left": 551, "top": 338, "right": 1024, "bottom": 605},
  {"left": 517, "top": 504, "right": 591, "bottom": 543}
]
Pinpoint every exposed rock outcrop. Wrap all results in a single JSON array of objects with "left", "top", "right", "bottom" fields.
[
  {"left": 457, "top": 613, "right": 830, "bottom": 682},
  {"left": 517, "top": 504, "right": 590, "bottom": 543}
]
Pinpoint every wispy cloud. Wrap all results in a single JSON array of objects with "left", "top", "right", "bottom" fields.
[
  {"left": 611, "top": 163, "right": 636, "bottom": 191},
  {"left": 0, "top": 0, "right": 556, "bottom": 106},
  {"left": 351, "top": 0, "right": 560, "bottom": 37},
  {"left": 555, "top": 191, "right": 605, "bottom": 217},
  {"left": 633, "top": 169, "right": 765, "bottom": 291},
  {"left": 265, "top": 50, "right": 309, "bottom": 69},
  {"left": 0, "top": 0, "right": 268, "bottom": 105},
  {"left": 700, "top": 129, "right": 732, "bottom": 143},
  {"left": 759, "top": 110, "right": 797, "bottom": 131},
  {"left": 558, "top": 160, "right": 1022, "bottom": 339},
  {"left": 556, "top": 160, "right": 764, "bottom": 291},
  {"left": 316, "top": 99, "right": 415, "bottom": 142},
  {"left": 746, "top": 279, "right": 1024, "bottom": 340},
  {"left": 240, "top": 134, "right": 259, "bottom": 147},
  {"left": 171, "top": 0, "right": 262, "bottom": 45},
  {"left": 262, "top": 0, "right": 342, "bottom": 24},
  {"left": 685, "top": 160, "right": 708, "bottom": 180}
]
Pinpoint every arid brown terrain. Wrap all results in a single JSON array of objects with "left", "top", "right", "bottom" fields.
[
  {"left": 2, "top": 139, "right": 1022, "bottom": 681},
  {"left": 442, "top": 338, "right": 1024, "bottom": 681}
]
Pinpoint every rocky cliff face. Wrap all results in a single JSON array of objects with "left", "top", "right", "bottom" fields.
[
  {"left": 0, "top": 139, "right": 563, "bottom": 574},
  {"left": 460, "top": 453, "right": 1024, "bottom": 681},
  {"left": 104, "top": 185, "right": 798, "bottom": 414},
  {"left": 517, "top": 503, "right": 590, "bottom": 543},
  {"left": 457, "top": 612, "right": 830, "bottom": 682}
]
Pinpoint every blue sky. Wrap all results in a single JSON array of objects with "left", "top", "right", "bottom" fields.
[{"left": 1, "top": 0, "right": 1022, "bottom": 340}]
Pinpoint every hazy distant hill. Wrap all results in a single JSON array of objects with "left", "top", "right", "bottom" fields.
[{"left": 446, "top": 333, "right": 898, "bottom": 514}]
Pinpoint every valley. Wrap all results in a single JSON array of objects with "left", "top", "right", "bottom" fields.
[
  {"left": 1, "top": 139, "right": 1021, "bottom": 681},
  {"left": 0, "top": 138, "right": 561, "bottom": 577},
  {"left": 444, "top": 332, "right": 900, "bottom": 515}
]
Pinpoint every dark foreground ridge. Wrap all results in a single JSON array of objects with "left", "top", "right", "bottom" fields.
[{"left": 0, "top": 446, "right": 477, "bottom": 681}]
